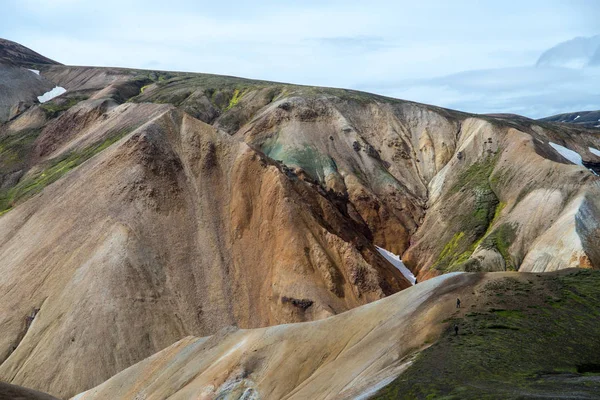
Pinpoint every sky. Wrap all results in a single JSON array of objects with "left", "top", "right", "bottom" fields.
[{"left": 2, "top": 0, "right": 600, "bottom": 118}]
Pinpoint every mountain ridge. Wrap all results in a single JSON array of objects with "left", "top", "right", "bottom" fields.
[
  {"left": 0, "top": 39, "right": 599, "bottom": 399},
  {"left": 0, "top": 38, "right": 60, "bottom": 67}
]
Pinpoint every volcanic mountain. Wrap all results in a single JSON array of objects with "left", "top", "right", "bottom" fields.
[{"left": 0, "top": 39, "right": 599, "bottom": 399}]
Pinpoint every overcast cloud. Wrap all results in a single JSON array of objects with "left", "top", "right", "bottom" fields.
[{"left": 2, "top": 0, "right": 599, "bottom": 118}]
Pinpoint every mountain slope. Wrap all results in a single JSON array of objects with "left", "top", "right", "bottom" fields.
[
  {"left": 0, "top": 65, "right": 55, "bottom": 122},
  {"left": 0, "top": 39, "right": 599, "bottom": 397},
  {"left": 375, "top": 269, "right": 600, "bottom": 399},
  {"left": 0, "top": 107, "right": 409, "bottom": 397},
  {"left": 70, "top": 269, "right": 600, "bottom": 400},
  {"left": 70, "top": 272, "right": 470, "bottom": 400},
  {"left": 541, "top": 110, "right": 600, "bottom": 129},
  {"left": 0, "top": 38, "right": 60, "bottom": 67}
]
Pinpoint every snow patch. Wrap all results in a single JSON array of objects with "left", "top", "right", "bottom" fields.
[
  {"left": 548, "top": 142, "right": 598, "bottom": 175},
  {"left": 37, "top": 86, "right": 66, "bottom": 103},
  {"left": 574, "top": 115, "right": 580, "bottom": 120},
  {"left": 375, "top": 246, "right": 416, "bottom": 285},
  {"left": 27, "top": 68, "right": 40, "bottom": 75},
  {"left": 590, "top": 147, "right": 600, "bottom": 157},
  {"left": 549, "top": 142, "right": 583, "bottom": 166}
]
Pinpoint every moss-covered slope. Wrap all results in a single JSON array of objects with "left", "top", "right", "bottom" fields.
[{"left": 374, "top": 269, "right": 600, "bottom": 399}]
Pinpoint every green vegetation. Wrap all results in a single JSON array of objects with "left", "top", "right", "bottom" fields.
[
  {"left": 40, "top": 96, "right": 87, "bottom": 119},
  {"left": 433, "top": 199, "right": 503, "bottom": 272},
  {"left": 449, "top": 153, "right": 498, "bottom": 196},
  {"left": 0, "top": 129, "right": 40, "bottom": 173},
  {"left": 434, "top": 155, "right": 504, "bottom": 272},
  {"left": 224, "top": 89, "right": 242, "bottom": 111},
  {"left": 433, "top": 232, "right": 470, "bottom": 270},
  {"left": 480, "top": 222, "right": 518, "bottom": 270},
  {"left": 0, "top": 130, "right": 130, "bottom": 214},
  {"left": 374, "top": 270, "right": 600, "bottom": 399},
  {"left": 140, "top": 84, "right": 151, "bottom": 94},
  {"left": 126, "top": 67, "right": 435, "bottom": 110},
  {"left": 433, "top": 203, "right": 516, "bottom": 272}
]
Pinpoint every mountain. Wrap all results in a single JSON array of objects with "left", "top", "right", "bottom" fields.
[
  {"left": 72, "top": 269, "right": 600, "bottom": 400},
  {"left": 540, "top": 109, "right": 600, "bottom": 129},
  {"left": 0, "top": 38, "right": 60, "bottom": 67},
  {"left": 536, "top": 35, "right": 600, "bottom": 68},
  {"left": 0, "top": 39, "right": 599, "bottom": 399}
]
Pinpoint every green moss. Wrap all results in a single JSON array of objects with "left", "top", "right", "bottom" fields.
[
  {"left": 0, "top": 130, "right": 130, "bottom": 214},
  {"left": 0, "top": 129, "right": 41, "bottom": 173},
  {"left": 373, "top": 271, "right": 600, "bottom": 399},
  {"left": 224, "top": 89, "right": 242, "bottom": 111},
  {"left": 433, "top": 232, "right": 467, "bottom": 271},
  {"left": 450, "top": 154, "right": 499, "bottom": 195},
  {"left": 481, "top": 223, "right": 518, "bottom": 270},
  {"left": 434, "top": 155, "right": 506, "bottom": 273},
  {"left": 491, "top": 309, "right": 523, "bottom": 319},
  {"left": 433, "top": 198, "right": 503, "bottom": 272},
  {"left": 39, "top": 96, "right": 87, "bottom": 119}
]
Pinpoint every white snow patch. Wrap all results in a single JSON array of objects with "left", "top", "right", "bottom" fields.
[
  {"left": 549, "top": 142, "right": 583, "bottom": 166},
  {"left": 589, "top": 147, "right": 600, "bottom": 157},
  {"left": 375, "top": 246, "right": 416, "bottom": 285},
  {"left": 37, "top": 86, "right": 66, "bottom": 103},
  {"left": 574, "top": 115, "right": 580, "bottom": 120},
  {"left": 27, "top": 68, "right": 40, "bottom": 75}
]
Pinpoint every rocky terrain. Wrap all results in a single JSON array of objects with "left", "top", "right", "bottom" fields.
[{"left": 0, "top": 39, "right": 599, "bottom": 399}]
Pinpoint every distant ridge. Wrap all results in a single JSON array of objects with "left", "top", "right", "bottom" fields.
[{"left": 540, "top": 109, "right": 600, "bottom": 129}]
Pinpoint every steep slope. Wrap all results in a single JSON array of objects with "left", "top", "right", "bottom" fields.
[
  {"left": 0, "top": 39, "right": 62, "bottom": 122},
  {"left": 0, "top": 106, "right": 408, "bottom": 397},
  {"left": 0, "top": 38, "right": 60, "bottom": 67},
  {"left": 71, "top": 269, "right": 600, "bottom": 400},
  {"left": 0, "top": 66, "right": 55, "bottom": 122},
  {"left": 1, "top": 41, "right": 600, "bottom": 397},
  {"left": 70, "top": 272, "right": 469, "bottom": 400},
  {"left": 404, "top": 116, "right": 600, "bottom": 279},
  {"left": 127, "top": 69, "right": 600, "bottom": 277}
]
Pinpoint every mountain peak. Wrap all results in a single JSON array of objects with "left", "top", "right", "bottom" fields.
[{"left": 0, "top": 38, "right": 60, "bottom": 67}]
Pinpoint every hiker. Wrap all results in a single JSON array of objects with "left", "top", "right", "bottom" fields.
[
  {"left": 454, "top": 324, "right": 459, "bottom": 336},
  {"left": 456, "top": 298, "right": 461, "bottom": 308}
]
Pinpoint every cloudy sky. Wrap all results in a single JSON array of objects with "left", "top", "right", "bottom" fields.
[{"left": 2, "top": 0, "right": 599, "bottom": 118}]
